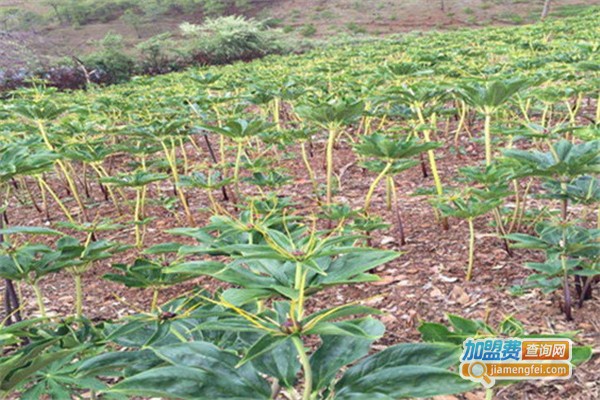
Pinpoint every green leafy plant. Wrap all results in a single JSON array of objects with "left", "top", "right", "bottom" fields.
[
  {"left": 0, "top": 317, "right": 108, "bottom": 399},
  {"left": 75, "top": 208, "right": 477, "bottom": 399},
  {"left": 504, "top": 140, "right": 600, "bottom": 318},
  {"left": 103, "top": 243, "right": 205, "bottom": 312},
  {"left": 102, "top": 171, "right": 168, "bottom": 249},
  {"left": 458, "top": 78, "right": 531, "bottom": 165},
  {"left": 0, "top": 141, "right": 59, "bottom": 324},
  {"left": 53, "top": 234, "right": 127, "bottom": 318},
  {"left": 0, "top": 227, "right": 64, "bottom": 317},
  {"left": 507, "top": 222, "right": 600, "bottom": 320},
  {"left": 201, "top": 119, "right": 274, "bottom": 200},
  {"left": 296, "top": 99, "right": 364, "bottom": 206},
  {"left": 355, "top": 133, "right": 440, "bottom": 244},
  {"left": 504, "top": 140, "right": 600, "bottom": 221},
  {"left": 433, "top": 190, "right": 503, "bottom": 280},
  {"left": 390, "top": 85, "right": 450, "bottom": 229}
]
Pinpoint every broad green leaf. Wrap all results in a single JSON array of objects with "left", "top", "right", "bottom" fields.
[
  {"left": 335, "top": 366, "right": 477, "bottom": 399},
  {"left": 238, "top": 334, "right": 290, "bottom": 366},
  {"left": 0, "top": 226, "right": 64, "bottom": 236},
  {"left": 251, "top": 338, "right": 299, "bottom": 389},
  {"left": 222, "top": 288, "right": 273, "bottom": 305},
  {"left": 311, "top": 317, "right": 384, "bottom": 391},
  {"left": 153, "top": 342, "right": 271, "bottom": 396},
  {"left": 418, "top": 322, "right": 464, "bottom": 345},
  {"left": 336, "top": 343, "right": 462, "bottom": 390},
  {"left": 447, "top": 314, "right": 491, "bottom": 335}
]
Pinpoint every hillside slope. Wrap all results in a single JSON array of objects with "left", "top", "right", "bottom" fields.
[{"left": 0, "top": 0, "right": 598, "bottom": 61}]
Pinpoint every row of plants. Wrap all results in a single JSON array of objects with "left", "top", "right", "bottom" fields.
[
  {"left": 0, "top": 9, "right": 598, "bottom": 399},
  {"left": 0, "top": 206, "right": 592, "bottom": 399}
]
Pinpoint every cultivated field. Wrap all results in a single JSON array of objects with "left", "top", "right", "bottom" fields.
[{"left": 0, "top": 5, "right": 599, "bottom": 400}]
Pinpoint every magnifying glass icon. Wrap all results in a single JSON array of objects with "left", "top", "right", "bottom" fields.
[{"left": 468, "top": 361, "right": 493, "bottom": 386}]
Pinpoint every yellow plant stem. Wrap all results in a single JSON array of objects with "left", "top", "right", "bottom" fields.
[
  {"left": 385, "top": 176, "right": 393, "bottom": 211},
  {"left": 32, "top": 282, "right": 46, "bottom": 317},
  {"left": 364, "top": 162, "right": 392, "bottom": 213},
  {"left": 454, "top": 100, "right": 468, "bottom": 145},
  {"left": 151, "top": 288, "right": 160, "bottom": 313},
  {"left": 416, "top": 108, "right": 444, "bottom": 196},
  {"left": 376, "top": 114, "right": 388, "bottom": 132},
  {"left": 517, "top": 96, "right": 531, "bottom": 124},
  {"left": 134, "top": 187, "right": 143, "bottom": 249},
  {"left": 74, "top": 273, "right": 83, "bottom": 318},
  {"left": 484, "top": 110, "right": 492, "bottom": 166},
  {"left": 515, "top": 179, "right": 533, "bottom": 232},
  {"left": 180, "top": 138, "right": 190, "bottom": 176},
  {"left": 300, "top": 142, "right": 319, "bottom": 201},
  {"left": 541, "top": 104, "right": 549, "bottom": 129},
  {"left": 415, "top": 107, "right": 448, "bottom": 229},
  {"left": 325, "top": 126, "right": 340, "bottom": 206},
  {"left": 161, "top": 139, "right": 195, "bottom": 225},
  {"left": 37, "top": 177, "right": 75, "bottom": 223},
  {"left": 596, "top": 92, "right": 600, "bottom": 124},
  {"left": 234, "top": 140, "right": 244, "bottom": 199},
  {"left": 58, "top": 159, "right": 88, "bottom": 221},
  {"left": 466, "top": 218, "right": 475, "bottom": 281},
  {"left": 206, "top": 188, "right": 220, "bottom": 214},
  {"left": 273, "top": 98, "right": 281, "bottom": 131},
  {"left": 566, "top": 93, "right": 582, "bottom": 128},
  {"left": 291, "top": 336, "right": 313, "bottom": 400},
  {"left": 362, "top": 116, "right": 372, "bottom": 136},
  {"left": 219, "top": 135, "right": 226, "bottom": 172},
  {"left": 96, "top": 164, "right": 127, "bottom": 202},
  {"left": 36, "top": 121, "right": 88, "bottom": 221},
  {"left": 293, "top": 262, "right": 308, "bottom": 322},
  {"left": 39, "top": 177, "right": 49, "bottom": 218}
]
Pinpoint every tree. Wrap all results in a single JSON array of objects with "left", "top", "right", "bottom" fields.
[
  {"left": 121, "top": 9, "right": 143, "bottom": 39},
  {"left": 43, "top": 0, "right": 66, "bottom": 24},
  {"left": 541, "top": 0, "right": 552, "bottom": 20}
]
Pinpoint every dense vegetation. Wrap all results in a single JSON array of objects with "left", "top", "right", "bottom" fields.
[
  {"left": 0, "top": 15, "right": 291, "bottom": 91},
  {"left": 0, "top": 8, "right": 598, "bottom": 400},
  {"left": 1, "top": 0, "right": 256, "bottom": 29}
]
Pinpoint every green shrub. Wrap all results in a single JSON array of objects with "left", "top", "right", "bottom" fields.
[
  {"left": 180, "top": 16, "right": 287, "bottom": 64},
  {"left": 46, "top": 0, "right": 136, "bottom": 26},
  {"left": 120, "top": 9, "right": 144, "bottom": 38},
  {"left": 234, "top": 0, "right": 250, "bottom": 13},
  {"left": 137, "top": 33, "right": 181, "bottom": 74},
  {"left": 300, "top": 23, "right": 317, "bottom": 37},
  {"left": 497, "top": 11, "right": 525, "bottom": 24},
  {"left": 346, "top": 22, "right": 367, "bottom": 34},
  {"left": 139, "top": 0, "right": 170, "bottom": 19},
  {"left": 262, "top": 17, "right": 284, "bottom": 28},
  {"left": 202, "top": 0, "right": 228, "bottom": 17},
  {"left": 552, "top": 4, "right": 596, "bottom": 17},
  {"left": 0, "top": 8, "right": 45, "bottom": 31},
  {"left": 82, "top": 32, "right": 135, "bottom": 84}
]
